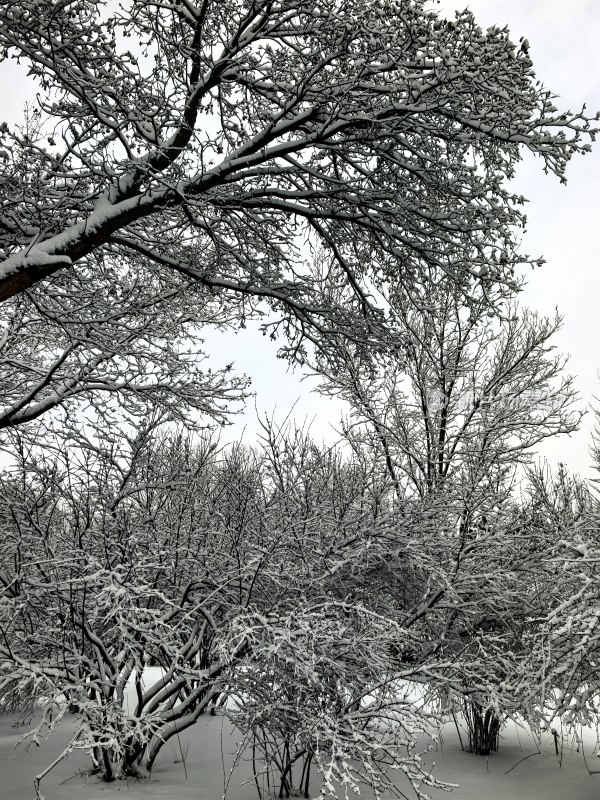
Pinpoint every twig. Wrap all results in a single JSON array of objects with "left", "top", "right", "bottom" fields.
[
  {"left": 33, "top": 729, "right": 81, "bottom": 800},
  {"left": 451, "top": 709, "right": 465, "bottom": 752},
  {"left": 174, "top": 725, "right": 189, "bottom": 781},
  {"left": 581, "top": 727, "right": 600, "bottom": 776},
  {"left": 59, "top": 768, "right": 95, "bottom": 786},
  {"left": 504, "top": 750, "right": 541, "bottom": 775}
]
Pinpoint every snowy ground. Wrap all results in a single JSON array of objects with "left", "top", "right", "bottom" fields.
[{"left": 1, "top": 709, "right": 599, "bottom": 800}]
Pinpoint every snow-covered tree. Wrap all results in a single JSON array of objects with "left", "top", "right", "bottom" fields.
[
  {"left": 522, "top": 461, "right": 600, "bottom": 734},
  {"left": 317, "top": 277, "right": 583, "bottom": 752},
  {"left": 321, "top": 279, "right": 580, "bottom": 498},
  {"left": 0, "top": 416, "right": 258, "bottom": 784},
  {"left": 0, "top": 254, "right": 250, "bottom": 429},
  {"left": 0, "top": 0, "right": 596, "bottom": 423},
  {"left": 3, "top": 401, "right": 594, "bottom": 794},
  {"left": 223, "top": 422, "right": 457, "bottom": 799},
  {"left": 0, "top": 414, "right": 457, "bottom": 797}
]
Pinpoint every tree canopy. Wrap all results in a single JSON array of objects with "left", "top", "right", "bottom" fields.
[{"left": 0, "top": 0, "right": 596, "bottom": 426}]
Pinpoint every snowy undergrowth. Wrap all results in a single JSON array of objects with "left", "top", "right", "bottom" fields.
[
  {"left": 2, "top": 698, "right": 599, "bottom": 800},
  {"left": 8, "top": 671, "right": 599, "bottom": 800}
]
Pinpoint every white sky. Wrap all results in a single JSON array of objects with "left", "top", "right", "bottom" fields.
[{"left": 1, "top": 1, "right": 599, "bottom": 474}]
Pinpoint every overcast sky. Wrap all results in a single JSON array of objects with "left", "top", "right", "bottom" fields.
[{"left": 1, "top": 1, "right": 599, "bottom": 474}]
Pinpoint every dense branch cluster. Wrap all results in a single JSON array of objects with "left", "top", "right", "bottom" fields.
[
  {"left": 2, "top": 406, "right": 600, "bottom": 795},
  {"left": 1, "top": 0, "right": 590, "bottom": 296},
  {"left": 0, "top": 0, "right": 597, "bottom": 427},
  {"left": 0, "top": 418, "right": 457, "bottom": 795},
  {"left": 1, "top": 1, "right": 600, "bottom": 797}
]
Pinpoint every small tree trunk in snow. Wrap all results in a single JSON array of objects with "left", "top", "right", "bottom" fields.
[{"left": 463, "top": 698, "right": 501, "bottom": 755}]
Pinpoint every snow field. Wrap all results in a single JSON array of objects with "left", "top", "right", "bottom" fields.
[{"left": 1, "top": 703, "right": 598, "bottom": 800}]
